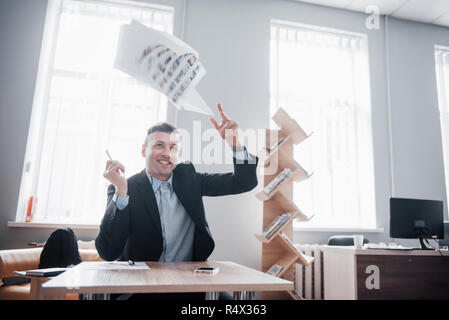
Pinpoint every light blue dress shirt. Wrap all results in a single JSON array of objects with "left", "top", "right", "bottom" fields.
[
  {"left": 112, "top": 146, "right": 250, "bottom": 262},
  {"left": 146, "top": 172, "right": 195, "bottom": 262}
]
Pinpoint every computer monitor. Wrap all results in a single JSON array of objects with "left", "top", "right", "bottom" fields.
[
  {"left": 389, "top": 197, "right": 444, "bottom": 250},
  {"left": 440, "top": 221, "right": 449, "bottom": 247}
]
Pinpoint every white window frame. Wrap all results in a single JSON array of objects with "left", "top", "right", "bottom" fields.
[
  {"left": 14, "top": 0, "right": 174, "bottom": 227},
  {"left": 269, "top": 20, "right": 378, "bottom": 231}
]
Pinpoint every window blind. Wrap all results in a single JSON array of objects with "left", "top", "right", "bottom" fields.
[{"left": 270, "top": 21, "right": 377, "bottom": 229}]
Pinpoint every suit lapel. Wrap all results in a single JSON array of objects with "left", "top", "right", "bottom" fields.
[{"left": 135, "top": 169, "right": 163, "bottom": 238}]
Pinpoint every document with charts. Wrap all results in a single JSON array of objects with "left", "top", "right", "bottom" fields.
[{"left": 114, "top": 20, "right": 212, "bottom": 116}]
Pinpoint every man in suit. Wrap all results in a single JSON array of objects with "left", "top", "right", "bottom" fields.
[{"left": 95, "top": 103, "right": 258, "bottom": 299}]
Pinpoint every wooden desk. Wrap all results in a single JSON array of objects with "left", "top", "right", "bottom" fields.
[
  {"left": 41, "top": 261, "right": 293, "bottom": 300},
  {"left": 322, "top": 246, "right": 449, "bottom": 300}
]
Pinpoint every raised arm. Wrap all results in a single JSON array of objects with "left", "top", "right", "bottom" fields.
[
  {"left": 199, "top": 103, "right": 259, "bottom": 196},
  {"left": 95, "top": 160, "right": 130, "bottom": 261},
  {"left": 197, "top": 151, "right": 259, "bottom": 197}
]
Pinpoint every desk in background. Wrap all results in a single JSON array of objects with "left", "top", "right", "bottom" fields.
[{"left": 322, "top": 246, "right": 449, "bottom": 300}]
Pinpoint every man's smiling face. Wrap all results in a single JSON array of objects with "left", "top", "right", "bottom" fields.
[{"left": 142, "top": 130, "right": 179, "bottom": 181}]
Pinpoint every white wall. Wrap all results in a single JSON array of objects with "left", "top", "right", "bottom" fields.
[
  {"left": 1, "top": 0, "right": 449, "bottom": 263},
  {"left": 387, "top": 17, "right": 449, "bottom": 202},
  {"left": 0, "top": 0, "right": 53, "bottom": 249}
]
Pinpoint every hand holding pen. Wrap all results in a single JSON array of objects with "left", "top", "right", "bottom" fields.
[{"left": 103, "top": 150, "right": 128, "bottom": 197}]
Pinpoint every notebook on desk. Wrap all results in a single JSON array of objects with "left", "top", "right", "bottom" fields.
[{"left": 15, "top": 267, "right": 68, "bottom": 277}]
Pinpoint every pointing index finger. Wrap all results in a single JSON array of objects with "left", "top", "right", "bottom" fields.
[{"left": 217, "top": 103, "right": 228, "bottom": 121}]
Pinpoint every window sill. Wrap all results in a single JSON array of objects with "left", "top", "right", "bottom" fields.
[
  {"left": 8, "top": 221, "right": 99, "bottom": 230},
  {"left": 293, "top": 225, "right": 384, "bottom": 233}
]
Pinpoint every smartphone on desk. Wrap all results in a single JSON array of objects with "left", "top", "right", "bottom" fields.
[{"left": 194, "top": 267, "right": 219, "bottom": 275}]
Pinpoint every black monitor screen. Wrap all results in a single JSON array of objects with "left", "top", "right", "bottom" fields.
[{"left": 390, "top": 197, "right": 444, "bottom": 239}]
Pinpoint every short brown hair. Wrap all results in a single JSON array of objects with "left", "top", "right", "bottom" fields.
[{"left": 144, "top": 122, "right": 177, "bottom": 145}]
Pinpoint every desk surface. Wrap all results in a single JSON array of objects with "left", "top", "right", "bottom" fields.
[
  {"left": 42, "top": 261, "right": 293, "bottom": 295},
  {"left": 321, "top": 245, "right": 449, "bottom": 256}
]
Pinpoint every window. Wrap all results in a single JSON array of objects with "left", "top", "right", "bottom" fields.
[
  {"left": 435, "top": 46, "right": 449, "bottom": 208},
  {"left": 15, "top": 0, "right": 173, "bottom": 225},
  {"left": 270, "top": 20, "right": 376, "bottom": 229}
]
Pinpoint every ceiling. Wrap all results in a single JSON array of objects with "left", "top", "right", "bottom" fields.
[{"left": 295, "top": 0, "right": 449, "bottom": 27}]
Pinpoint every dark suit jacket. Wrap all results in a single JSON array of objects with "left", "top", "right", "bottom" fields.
[{"left": 95, "top": 155, "right": 258, "bottom": 262}]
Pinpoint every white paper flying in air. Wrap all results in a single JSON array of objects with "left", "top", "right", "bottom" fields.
[{"left": 114, "top": 20, "right": 213, "bottom": 116}]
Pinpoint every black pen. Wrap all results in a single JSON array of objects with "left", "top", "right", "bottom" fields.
[{"left": 128, "top": 260, "right": 135, "bottom": 266}]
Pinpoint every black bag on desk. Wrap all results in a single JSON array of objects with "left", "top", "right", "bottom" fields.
[{"left": 39, "top": 228, "right": 82, "bottom": 269}]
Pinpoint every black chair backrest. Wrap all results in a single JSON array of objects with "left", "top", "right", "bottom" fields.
[
  {"left": 327, "top": 235, "right": 370, "bottom": 246},
  {"left": 39, "top": 228, "right": 82, "bottom": 269}
]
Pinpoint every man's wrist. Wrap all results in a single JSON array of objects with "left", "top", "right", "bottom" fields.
[
  {"left": 113, "top": 193, "right": 128, "bottom": 199},
  {"left": 113, "top": 193, "right": 129, "bottom": 210},
  {"left": 232, "top": 144, "right": 249, "bottom": 163},
  {"left": 231, "top": 143, "right": 243, "bottom": 152},
  {"left": 115, "top": 188, "right": 128, "bottom": 197}
]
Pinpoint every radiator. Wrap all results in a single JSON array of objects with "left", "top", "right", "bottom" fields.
[{"left": 294, "top": 244, "right": 326, "bottom": 300}]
